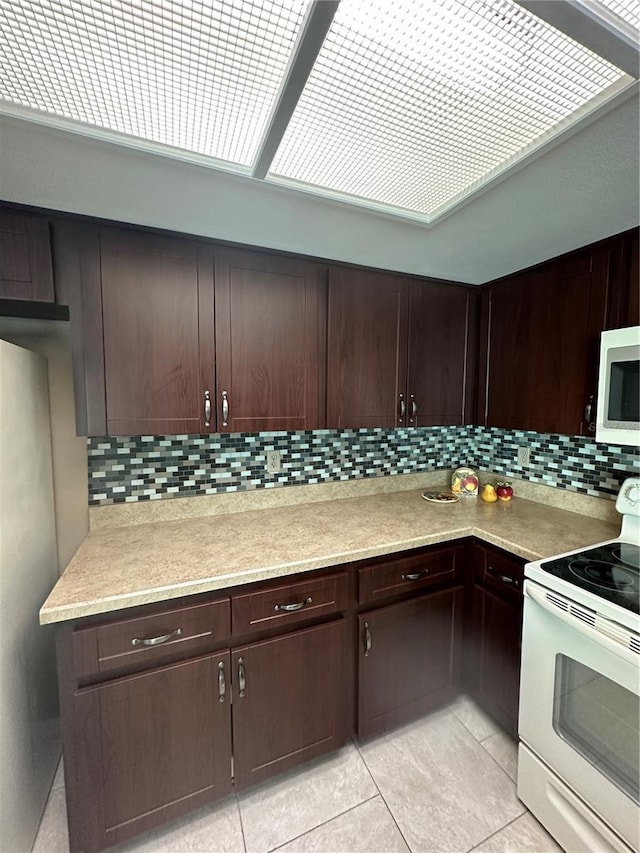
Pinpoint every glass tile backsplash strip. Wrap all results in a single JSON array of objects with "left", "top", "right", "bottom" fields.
[{"left": 87, "top": 426, "right": 639, "bottom": 506}]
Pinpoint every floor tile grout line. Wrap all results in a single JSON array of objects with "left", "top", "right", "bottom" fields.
[
  {"left": 234, "top": 791, "right": 249, "bottom": 853},
  {"left": 267, "top": 792, "right": 381, "bottom": 853},
  {"left": 352, "top": 735, "right": 383, "bottom": 797},
  {"left": 450, "top": 706, "right": 500, "bottom": 747},
  {"left": 477, "top": 734, "right": 520, "bottom": 787},
  {"left": 353, "top": 737, "right": 417, "bottom": 853},
  {"left": 466, "top": 811, "right": 527, "bottom": 852}
]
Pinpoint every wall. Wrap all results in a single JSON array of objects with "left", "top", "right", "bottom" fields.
[
  {"left": 0, "top": 319, "right": 89, "bottom": 573},
  {"left": 1, "top": 91, "right": 638, "bottom": 283},
  {"left": 87, "top": 426, "right": 639, "bottom": 507}
]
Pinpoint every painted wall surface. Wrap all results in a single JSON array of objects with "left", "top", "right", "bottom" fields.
[
  {"left": 87, "top": 427, "right": 639, "bottom": 507},
  {"left": 0, "top": 319, "right": 89, "bottom": 573},
  {"left": 1, "top": 91, "right": 638, "bottom": 284}
]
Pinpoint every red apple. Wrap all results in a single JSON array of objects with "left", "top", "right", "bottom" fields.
[{"left": 496, "top": 482, "right": 513, "bottom": 501}]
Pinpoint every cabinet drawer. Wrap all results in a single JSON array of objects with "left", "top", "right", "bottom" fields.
[
  {"left": 232, "top": 573, "right": 349, "bottom": 636},
  {"left": 477, "top": 545, "right": 524, "bottom": 599},
  {"left": 75, "top": 599, "right": 230, "bottom": 677},
  {"left": 358, "top": 546, "right": 461, "bottom": 605}
]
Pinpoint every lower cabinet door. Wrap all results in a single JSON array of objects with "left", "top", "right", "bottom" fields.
[
  {"left": 73, "top": 652, "right": 232, "bottom": 852},
  {"left": 358, "top": 586, "right": 463, "bottom": 739},
  {"left": 231, "top": 619, "right": 348, "bottom": 790},
  {"left": 473, "top": 585, "right": 522, "bottom": 736}
]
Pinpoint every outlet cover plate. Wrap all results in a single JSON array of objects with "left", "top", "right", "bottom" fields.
[
  {"left": 517, "top": 446, "right": 530, "bottom": 466},
  {"left": 266, "top": 450, "right": 282, "bottom": 474}
]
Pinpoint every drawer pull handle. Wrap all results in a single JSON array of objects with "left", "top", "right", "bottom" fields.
[
  {"left": 274, "top": 596, "right": 312, "bottom": 612},
  {"left": 402, "top": 570, "right": 429, "bottom": 581},
  {"left": 398, "top": 394, "right": 405, "bottom": 423},
  {"left": 364, "top": 621, "right": 372, "bottom": 657},
  {"left": 487, "top": 566, "right": 518, "bottom": 586},
  {"left": 218, "top": 661, "right": 226, "bottom": 703},
  {"left": 238, "top": 657, "right": 246, "bottom": 698},
  {"left": 204, "top": 390, "right": 211, "bottom": 427},
  {"left": 409, "top": 395, "right": 417, "bottom": 424},
  {"left": 131, "top": 627, "right": 182, "bottom": 647}
]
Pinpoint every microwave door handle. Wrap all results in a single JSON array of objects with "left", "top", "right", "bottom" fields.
[{"left": 525, "top": 583, "right": 638, "bottom": 667}]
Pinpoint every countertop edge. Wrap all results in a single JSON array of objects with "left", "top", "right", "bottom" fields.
[{"left": 38, "top": 523, "right": 546, "bottom": 625}]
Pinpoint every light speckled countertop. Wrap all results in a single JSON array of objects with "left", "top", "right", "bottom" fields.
[{"left": 40, "top": 489, "right": 619, "bottom": 624}]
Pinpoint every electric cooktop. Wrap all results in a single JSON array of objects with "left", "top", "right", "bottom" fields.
[{"left": 540, "top": 541, "right": 640, "bottom": 615}]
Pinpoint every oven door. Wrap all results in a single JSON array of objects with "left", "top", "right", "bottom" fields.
[{"left": 519, "top": 580, "right": 639, "bottom": 850}]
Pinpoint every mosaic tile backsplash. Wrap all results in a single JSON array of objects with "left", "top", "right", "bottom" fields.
[{"left": 87, "top": 427, "right": 639, "bottom": 506}]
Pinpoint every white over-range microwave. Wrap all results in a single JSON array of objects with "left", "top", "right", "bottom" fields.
[{"left": 596, "top": 326, "right": 640, "bottom": 447}]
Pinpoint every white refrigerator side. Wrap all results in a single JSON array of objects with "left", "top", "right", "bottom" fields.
[{"left": 0, "top": 339, "right": 61, "bottom": 852}]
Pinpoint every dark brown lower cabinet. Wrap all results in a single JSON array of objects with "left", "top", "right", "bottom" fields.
[
  {"left": 467, "top": 543, "right": 525, "bottom": 737},
  {"left": 232, "top": 619, "right": 347, "bottom": 789},
  {"left": 57, "top": 541, "right": 526, "bottom": 852},
  {"left": 73, "top": 652, "right": 232, "bottom": 851},
  {"left": 357, "top": 586, "right": 463, "bottom": 739},
  {"left": 470, "top": 586, "right": 522, "bottom": 736}
]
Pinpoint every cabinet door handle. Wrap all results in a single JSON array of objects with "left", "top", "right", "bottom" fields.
[
  {"left": 218, "top": 660, "right": 226, "bottom": 703},
  {"left": 487, "top": 566, "right": 518, "bottom": 586},
  {"left": 363, "top": 621, "right": 372, "bottom": 657},
  {"left": 222, "top": 390, "right": 229, "bottom": 427},
  {"left": 409, "top": 395, "right": 417, "bottom": 424},
  {"left": 238, "top": 657, "right": 246, "bottom": 697},
  {"left": 131, "top": 627, "right": 182, "bottom": 647},
  {"left": 398, "top": 394, "right": 405, "bottom": 423},
  {"left": 401, "top": 570, "right": 429, "bottom": 581},
  {"left": 204, "top": 390, "right": 211, "bottom": 427},
  {"left": 584, "top": 395, "right": 596, "bottom": 432},
  {"left": 274, "top": 597, "right": 312, "bottom": 612}
]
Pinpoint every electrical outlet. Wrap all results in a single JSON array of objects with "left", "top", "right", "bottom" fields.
[
  {"left": 266, "top": 450, "right": 282, "bottom": 474},
  {"left": 517, "top": 446, "right": 530, "bottom": 467}
]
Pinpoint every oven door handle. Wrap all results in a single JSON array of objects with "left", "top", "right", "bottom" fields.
[{"left": 525, "top": 582, "right": 639, "bottom": 667}]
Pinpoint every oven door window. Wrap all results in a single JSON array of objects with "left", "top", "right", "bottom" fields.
[{"left": 553, "top": 655, "right": 639, "bottom": 804}]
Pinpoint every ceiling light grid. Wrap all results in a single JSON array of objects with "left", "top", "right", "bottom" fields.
[
  {"left": 596, "top": 0, "right": 640, "bottom": 31},
  {"left": 269, "top": 0, "right": 629, "bottom": 216},
  {"left": 0, "top": 0, "right": 308, "bottom": 166}
]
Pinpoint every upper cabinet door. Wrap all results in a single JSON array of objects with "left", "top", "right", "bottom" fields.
[
  {"left": 407, "top": 282, "right": 477, "bottom": 427},
  {"left": 327, "top": 268, "right": 409, "bottom": 429},
  {"left": 101, "top": 228, "right": 215, "bottom": 436},
  {"left": 483, "top": 252, "right": 606, "bottom": 436},
  {"left": 214, "top": 249, "right": 325, "bottom": 433},
  {"left": 0, "top": 208, "right": 54, "bottom": 302},
  {"left": 604, "top": 229, "right": 639, "bottom": 330}
]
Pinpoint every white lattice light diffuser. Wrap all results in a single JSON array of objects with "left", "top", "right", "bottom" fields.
[
  {"left": 0, "top": 0, "right": 635, "bottom": 221},
  {"left": 0, "top": 0, "right": 307, "bottom": 167},
  {"left": 598, "top": 0, "right": 640, "bottom": 31},
  {"left": 268, "top": 0, "right": 631, "bottom": 217}
]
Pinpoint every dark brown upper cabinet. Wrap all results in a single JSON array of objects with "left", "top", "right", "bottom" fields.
[
  {"left": 603, "top": 229, "right": 639, "bottom": 330},
  {"left": 327, "top": 267, "right": 476, "bottom": 429},
  {"left": 214, "top": 249, "right": 326, "bottom": 433},
  {"left": 327, "top": 267, "right": 409, "bottom": 429},
  {"left": 479, "top": 250, "right": 608, "bottom": 436},
  {"left": 100, "top": 228, "right": 215, "bottom": 436},
  {"left": 408, "top": 281, "right": 477, "bottom": 427},
  {"left": 54, "top": 224, "right": 326, "bottom": 436},
  {"left": 0, "top": 208, "right": 54, "bottom": 302}
]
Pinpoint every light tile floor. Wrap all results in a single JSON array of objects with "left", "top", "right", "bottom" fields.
[{"left": 33, "top": 696, "right": 561, "bottom": 853}]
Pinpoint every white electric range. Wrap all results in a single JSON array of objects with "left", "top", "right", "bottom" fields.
[{"left": 517, "top": 477, "right": 640, "bottom": 853}]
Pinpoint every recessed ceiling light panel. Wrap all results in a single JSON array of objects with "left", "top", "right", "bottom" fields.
[
  {"left": 268, "top": 0, "right": 631, "bottom": 218},
  {"left": 0, "top": 0, "right": 308, "bottom": 167},
  {"left": 596, "top": 0, "right": 640, "bottom": 32}
]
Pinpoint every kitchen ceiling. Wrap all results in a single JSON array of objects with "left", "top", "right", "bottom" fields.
[{"left": 0, "top": 0, "right": 638, "bottom": 227}]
